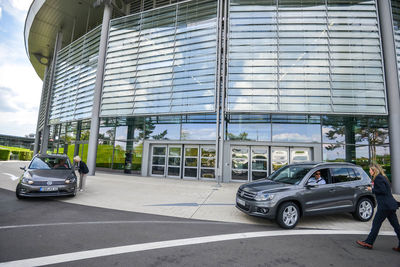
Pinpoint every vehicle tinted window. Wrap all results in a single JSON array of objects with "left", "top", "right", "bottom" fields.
[
  {"left": 332, "top": 167, "right": 360, "bottom": 183},
  {"left": 269, "top": 165, "right": 312, "bottom": 185},
  {"left": 29, "top": 157, "right": 71, "bottom": 170}
]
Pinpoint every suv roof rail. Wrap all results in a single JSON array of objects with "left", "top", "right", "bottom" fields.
[{"left": 314, "top": 162, "right": 356, "bottom": 167}]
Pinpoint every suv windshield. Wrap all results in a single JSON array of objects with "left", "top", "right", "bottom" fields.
[
  {"left": 29, "top": 157, "right": 71, "bottom": 170},
  {"left": 268, "top": 165, "right": 312, "bottom": 185}
]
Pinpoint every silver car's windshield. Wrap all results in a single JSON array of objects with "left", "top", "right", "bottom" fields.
[
  {"left": 29, "top": 157, "right": 71, "bottom": 170},
  {"left": 268, "top": 165, "right": 313, "bottom": 185}
]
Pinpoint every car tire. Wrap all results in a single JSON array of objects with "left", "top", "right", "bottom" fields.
[
  {"left": 352, "top": 198, "right": 374, "bottom": 222},
  {"left": 16, "top": 185, "right": 24, "bottom": 200},
  {"left": 277, "top": 202, "right": 300, "bottom": 229}
]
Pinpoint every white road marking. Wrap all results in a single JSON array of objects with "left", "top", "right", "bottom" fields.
[
  {"left": 0, "top": 230, "right": 396, "bottom": 267},
  {"left": 1, "top": 173, "right": 19, "bottom": 181}
]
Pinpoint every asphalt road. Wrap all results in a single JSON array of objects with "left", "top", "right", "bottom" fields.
[{"left": 1, "top": 188, "right": 399, "bottom": 267}]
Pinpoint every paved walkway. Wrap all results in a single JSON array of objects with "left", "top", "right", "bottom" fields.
[{"left": 1, "top": 161, "right": 400, "bottom": 231}]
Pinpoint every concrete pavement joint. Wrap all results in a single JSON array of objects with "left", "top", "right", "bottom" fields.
[{"left": 189, "top": 189, "right": 215, "bottom": 219}]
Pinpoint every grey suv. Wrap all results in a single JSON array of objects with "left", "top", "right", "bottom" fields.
[{"left": 236, "top": 162, "right": 375, "bottom": 229}]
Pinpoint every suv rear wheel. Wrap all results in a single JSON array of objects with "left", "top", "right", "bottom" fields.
[
  {"left": 277, "top": 202, "right": 300, "bottom": 229},
  {"left": 352, "top": 198, "right": 374, "bottom": 222}
]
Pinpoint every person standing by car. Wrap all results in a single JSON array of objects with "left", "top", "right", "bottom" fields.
[
  {"left": 356, "top": 163, "right": 400, "bottom": 252},
  {"left": 73, "top": 156, "right": 89, "bottom": 192}
]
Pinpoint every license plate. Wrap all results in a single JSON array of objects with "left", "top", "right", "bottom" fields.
[
  {"left": 237, "top": 197, "right": 245, "bottom": 206},
  {"left": 40, "top": 187, "right": 58, "bottom": 192}
]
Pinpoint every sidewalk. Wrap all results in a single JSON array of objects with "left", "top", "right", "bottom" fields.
[{"left": 63, "top": 171, "right": 400, "bottom": 231}]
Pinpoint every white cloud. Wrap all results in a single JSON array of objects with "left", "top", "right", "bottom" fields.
[
  {"left": 0, "top": 7, "right": 2, "bottom": 20},
  {"left": 0, "top": 0, "right": 31, "bottom": 23},
  {"left": 10, "top": 0, "right": 31, "bottom": 11}
]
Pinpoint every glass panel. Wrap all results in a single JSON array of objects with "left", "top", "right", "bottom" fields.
[
  {"left": 184, "top": 168, "right": 197, "bottom": 177},
  {"left": 252, "top": 160, "right": 267, "bottom": 171},
  {"left": 232, "top": 158, "right": 248, "bottom": 170},
  {"left": 152, "top": 166, "right": 165, "bottom": 175},
  {"left": 185, "top": 148, "right": 198, "bottom": 157},
  {"left": 181, "top": 123, "right": 216, "bottom": 140},
  {"left": 232, "top": 170, "right": 248, "bottom": 181},
  {"left": 103, "top": 1, "right": 217, "bottom": 116},
  {"left": 96, "top": 140, "right": 114, "bottom": 168},
  {"left": 185, "top": 158, "right": 198, "bottom": 167},
  {"left": 271, "top": 147, "right": 289, "bottom": 172},
  {"left": 232, "top": 148, "right": 248, "bottom": 159},
  {"left": 152, "top": 156, "right": 165, "bottom": 165},
  {"left": 201, "top": 158, "right": 215, "bottom": 168},
  {"left": 252, "top": 148, "right": 268, "bottom": 159},
  {"left": 50, "top": 26, "right": 101, "bottom": 122},
  {"left": 227, "top": 0, "right": 386, "bottom": 114},
  {"left": 252, "top": 171, "right": 268, "bottom": 180},
  {"left": 153, "top": 147, "right": 166, "bottom": 155},
  {"left": 169, "top": 147, "right": 181, "bottom": 157},
  {"left": 168, "top": 157, "right": 180, "bottom": 166},
  {"left": 201, "top": 147, "right": 216, "bottom": 157},
  {"left": 201, "top": 169, "right": 215, "bottom": 179},
  {"left": 168, "top": 167, "right": 180, "bottom": 176},
  {"left": 290, "top": 148, "right": 311, "bottom": 163},
  {"left": 323, "top": 144, "right": 345, "bottom": 162}
]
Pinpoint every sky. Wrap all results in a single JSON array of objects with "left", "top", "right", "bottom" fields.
[{"left": 0, "top": 0, "right": 42, "bottom": 137}]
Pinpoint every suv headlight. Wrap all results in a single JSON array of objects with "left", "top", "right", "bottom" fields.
[{"left": 255, "top": 192, "right": 275, "bottom": 201}]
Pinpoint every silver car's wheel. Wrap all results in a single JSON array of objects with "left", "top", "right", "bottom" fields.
[
  {"left": 277, "top": 202, "right": 300, "bottom": 229},
  {"left": 353, "top": 198, "right": 374, "bottom": 222}
]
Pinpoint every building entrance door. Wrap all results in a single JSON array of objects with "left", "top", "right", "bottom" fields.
[
  {"left": 231, "top": 145, "right": 313, "bottom": 182},
  {"left": 149, "top": 144, "right": 215, "bottom": 180}
]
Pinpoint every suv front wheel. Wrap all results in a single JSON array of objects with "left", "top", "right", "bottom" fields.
[
  {"left": 277, "top": 202, "right": 300, "bottom": 229},
  {"left": 352, "top": 198, "right": 374, "bottom": 222}
]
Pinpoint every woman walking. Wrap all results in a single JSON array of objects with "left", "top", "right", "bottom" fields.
[{"left": 356, "top": 163, "right": 400, "bottom": 252}]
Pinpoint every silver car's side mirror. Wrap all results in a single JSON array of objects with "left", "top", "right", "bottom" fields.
[
  {"left": 20, "top": 166, "right": 26, "bottom": 171},
  {"left": 305, "top": 183, "right": 317, "bottom": 189}
]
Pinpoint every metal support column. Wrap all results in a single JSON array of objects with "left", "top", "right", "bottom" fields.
[
  {"left": 378, "top": 0, "right": 400, "bottom": 194},
  {"left": 40, "top": 32, "right": 62, "bottom": 154},
  {"left": 33, "top": 66, "right": 48, "bottom": 155},
  {"left": 87, "top": 1, "right": 113, "bottom": 176}
]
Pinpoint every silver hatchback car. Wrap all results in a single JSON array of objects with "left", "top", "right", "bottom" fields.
[
  {"left": 16, "top": 154, "right": 78, "bottom": 199},
  {"left": 236, "top": 162, "right": 375, "bottom": 229}
]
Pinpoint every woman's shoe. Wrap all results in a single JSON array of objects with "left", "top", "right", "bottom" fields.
[
  {"left": 356, "top": 240, "right": 373, "bottom": 249},
  {"left": 393, "top": 247, "right": 400, "bottom": 252}
]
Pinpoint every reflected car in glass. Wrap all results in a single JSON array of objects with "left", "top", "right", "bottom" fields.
[
  {"left": 236, "top": 162, "right": 375, "bottom": 229},
  {"left": 16, "top": 154, "right": 77, "bottom": 199}
]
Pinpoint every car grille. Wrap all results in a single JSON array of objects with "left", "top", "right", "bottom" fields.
[
  {"left": 237, "top": 188, "right": 256, "bottom": 200},
  {"left": 33, "top": 181, "right": 66, "bottom": 186}
]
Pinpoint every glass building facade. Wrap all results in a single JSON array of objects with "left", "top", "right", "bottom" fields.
[{"left": 30, "top": 0, "right": 399, "bottom": 184}]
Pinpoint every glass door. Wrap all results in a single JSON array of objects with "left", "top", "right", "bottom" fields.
[
  {"left": 251, "top": 146, "right": 268, "bottom": 180},
  {"left": 183, "top": 146, "right": 199, "bottom": 179},
  {"left": 271, "top": 147, "right": 289, "bottom": 173},
  {"left": 231, "top": 146, "right": 249, "bottom": 181},
  {"left": 167, "top": 145, "right": 182, "bottom": 178},
  {"left": 290, "top": 147, "right": 312, "bottom": 163},
  {"left": 200, "top": 146, "right": 216, "bottom": 180},
  {"left": 151, "top": 145, "right": 167, "bottom": 176}
]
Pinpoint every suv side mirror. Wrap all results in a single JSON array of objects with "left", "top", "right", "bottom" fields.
[{"left": 20, "top": 166, "right": 26, "bottom": 171}]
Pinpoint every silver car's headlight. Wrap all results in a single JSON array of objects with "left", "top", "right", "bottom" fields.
[
  {"left": 65, "top": 176, "right": 76, "bottom": 184},
  {"left": 21, "top": 178, "right": 34, "bottom": 185},
  {"left": 255, "top": 192, "right": 275, "bottom": 201}
]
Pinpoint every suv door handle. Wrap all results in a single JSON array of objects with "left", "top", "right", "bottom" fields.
[{"left": 329, "top": 188, "right": 335, "bottom": 192}]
